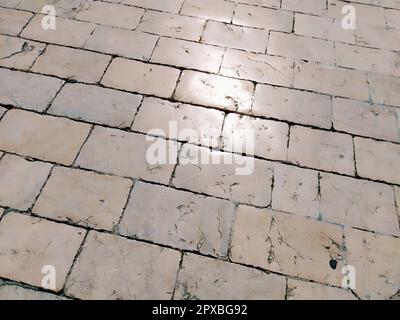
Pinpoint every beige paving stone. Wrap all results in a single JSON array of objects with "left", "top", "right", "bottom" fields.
[
  {"left": 272, "top": 164, "right": 319, "bottom": 219},
  {"left": 173, "top": 144, "right": 273, "bottom": 206},
  {"left": 295, "top": 13, "right": 355, "bottom": 44},
  {"left": 76, "top": 1, "right": 144, "bottom": 29},
  {"left": 0, "top": 154, "right": 52, "bottom": 211},
  {"left": 119, "top": 182, "right": 234, "bottom": 257},
  {"left": 0, "top": 69, "right": 64, "bottom": 112},
  {"left": 180, "top": 0, "right": 235, "bottom": 23},
  {"left": 49, "top": 83, "right": 142, "bottom": 128},
  {"left": 16, "top": 0, "right": 87, "bottom": 18},
  {"left": 287, "top": 279, "right": 356, "bottom": 300},
  {"left": 222, "top": 113, "right": 289, "bottom": 160},
  {"left": 0, "top": 284, "right": 66, "bottom": 300},
  {"left": 174, "top": 70, "right": 254, "bottom": 112},
  {"left": 137, "top": 10, "right": 205, "bottom": 41},
  {"left": 0, "top": 35, "right": 45, "bottom": 70},
  {"left": 252, "top": 85, "right": 332, "bottom": 129},
  {"left": 122, "top": 0, "right": 184, "bottom": 13},
  {"left": 75, "top": 126, "right": 177, "bottom": 184},
  {"left": 132, "top": 97, "right": 224, "bottom": 147},
  {"left": 233, "top": 4, "right": 293, "bottom": 31},
  {"left": 151, "top": 37, "right": 225, "bottom": 73},
  {"left": 33, "top": 167, "right": 133, "bottom": 231},
  {"left": 65, "top": 231, "right": 180, "bottom": 299},
  {"left": 356, "top": 23, "right": 400, "bottom": 51},
  {"left": 0, "top": 208, "right": 4, "bottom": 220},
  {"left": 0, "top": 0, "right": 20, "bottom": 8},
  {"left": 0, "top": 7, "right": 32, "bottom": 36},
  {"left": 220, "top": 49, "right": 294, "bottom": 86},
  {"left": 333, "top": 98, "right": 399, "bottom": 142},
  {"left": 0, "top": 109, "right": 91, "bottom": 165},
  {"left": 175, "top": 253, "right": 286, "bottom": 300},
  {"left": 386, "top": 8, "right": 400, "bottom": 29},
  {"left": 202, "top": 21, "right": 268, "bottom": 53},
  {"left": 288, "top": 126, "right": 355, "bottom": 175},
  {"left": 101, "top": 58, "right": 180, "bottom": 98},
  {"left": 294, "top": 61, "right": 369, "bottom": 101},
  {"left": 0, "top": 213, "right": 85, "bottom": 291},
  {"left": 84, "top": 25, "right": 158, "bottom": 61},
  {"left": 335, "top": 42, "right": 400, "bottom": 78},
  {"left": 354, "top": 137, "right": 400, "bottom": 185},
  {"left": 345, "top": 228, "right": 400, "bottom": 299},
  {"left": 21, "top": 15, "right": 95, "bottom": 48},
  {"left": 231, "top": 206, "right": 345, "bottom": 286},
  {"left": 32, "top": 45, "right": 111, "bottom": 84},
  {"left": 321, "top": 173, "right": 399, "bottom": 236},
  {"left": 282, "top": 0, "right": 327, "bottom": 15},
  {"left": 267, "top": 32, "right": 335, "bottom": 66},
  {"left": 368, "top": 73, "right": 400, "bottom": 107}
]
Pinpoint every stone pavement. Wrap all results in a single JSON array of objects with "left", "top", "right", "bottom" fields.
[{"left": 0, "top": 0, "right": 399, "bottom": 300}]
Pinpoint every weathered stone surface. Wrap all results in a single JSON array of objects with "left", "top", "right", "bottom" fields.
[
  {"left": 175, "top": 253, "right": 286, "bottom": 300},
  {"left": 119, "top": 182, "right": 234, "bottom": 257},
  {"left": 75, "top": 126, "right": 177, "bottom": 184},
  {"left": 173, "top": 144, "right": 274, "bottom": 206},
  {"left": 287, "top": 279, "right": 356, "bottom": 300},
  {"left": 0, "top": 154, "right": 52, "bottom": 210},
  {"left": 320, "top": 173, "right": 399, "bottom": 236},
  {"left": 0, "top": 213, "right": 85, "bottom": 291},
  {"left": 33, "top": 167, "right": 132, "bottom": 231},
  {"left": 49, "top": 83, "right": 142, "bottom": 128},
  {"left": 0, "top": 69, "right": 64, "bottom": 112},
  {"left": 346, "top": 228, "right": 400, "bottom": 300},
  {"left": 231, "top": 206, "right": 344, "bottom": 286},
  {"left": 65, "top": 231, "right": 180, "bottom": 299},
  {"left": 0, "top": 110, "right": 91, "bottom": 165}
]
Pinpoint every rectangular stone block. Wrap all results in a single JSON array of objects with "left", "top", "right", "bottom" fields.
[
  {"left": 151, "top": 37, "right": 224, "bottom": 73},
  {"left": 132, "top": 97, "right": 224, "bottom": 147},
  {"left": 33, "top": 167, "right": 133, "bottom": 231},
  {"left": 231, "top": 205, "right": 345, "bottom": 286},
  {"left": 174, "top": 70, "right": 254, "bottom": 113},
  {"left": 0, "top": 35, "right": 45, "bottom": 70},
  {"left": 119, "top": 182, "right": 234, "bottom": 257},
  {"left": 288, "top": 126, "right": 355, "bottom": 175},
  {"left": 321, "top": 173, "right": 399, "bottom": 236},
  {"left": 75, "top": 126, "right": 177, "bottom": 184},
  {"left": 49, "top": 83, "right": 142, "bottom": 128},
  {"left": 252, "top": 84, "right": 332, "bottom": 129},
  {"left": 175, "top": 253, "right": 286, "bottom": 300},
  {"left": 0, "top": 154, "right": 52, "bottom": 210},
  {"left": 354, "top": 137, "right": 400, "bottom": 184},
  {"left": 173, "top": 144, "right": 273, "bottom": 206},
  {"left": 0, "top": 109, "right": 91, "bottom": 165},
  {"left": 32, "top": 45, "right": 111, "bottom": 84},
  {"left": 65, "top": 231, "right": 180, "bottom": 299},
  {"left": 101, "top": 58, "right": 180, "bottom": 98},
  {"left": 202, "top": 21, "right": 268, "bottom": 53},
  {"left": 0, "top": 69, "right": 64, "bottom": 112},
  {"left": 0, "top": 213, "right": 85, "bottom": 291},
  {"left": 84, "top": 25, "right": 158, "bottom": 61}
]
